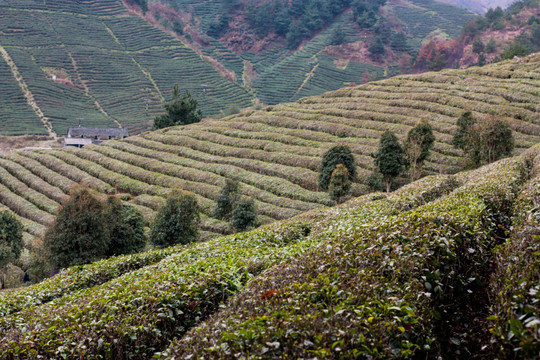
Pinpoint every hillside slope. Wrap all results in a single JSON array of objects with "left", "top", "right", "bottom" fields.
[
  {"left": 0, "top": 54, "right": 539, "bottom": 253},
  {"left": 1, "top": 143, "right": 539, "bottom": 358},
  {"left": 0, "top": 0, "right": 253, "bottom": 136},
  {"left": 0, "top": 0, "right": 478, "bottom": 136}
]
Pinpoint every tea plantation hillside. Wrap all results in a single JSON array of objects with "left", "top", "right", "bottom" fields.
[
  {"left": 1, "top": 143, "right": 539, "bottom": 358},
  {"left": 0, "top": 0, "right": 253, "bottom": 136},
  {"left": 0, "top": 54, "right": 539, "bottom": 249},
  {"left": 0, "top": 0, "right": 479, "bottom": 136}
]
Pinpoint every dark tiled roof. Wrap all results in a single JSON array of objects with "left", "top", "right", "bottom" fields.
[{"left": 67, "top": 127, "right": 129, "bottom": 138}]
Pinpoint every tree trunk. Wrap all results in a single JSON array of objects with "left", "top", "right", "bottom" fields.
[{"left": 386, "top": 179, "right": 391, "bottom": 193}]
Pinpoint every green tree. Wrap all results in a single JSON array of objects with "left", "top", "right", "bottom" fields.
[
  {"left": 230, "top": 199, "right": 257, "bottom": 232},
  {"left": 479, "top": 116, "right": 514, "bottom": 163},
  {"left": 485, "top": 38, "right": 497, "bottom": 52},
  {"left": 452, "top": 111, "right": 482, "bottom": 167},
  {"left": 153, "top": 84, "right": 202, "bottom": 130},
  {"left": 0, "top": 210, "right": 23, "bottom": 289},
  {"left": 150, "top": 189, "right": 200, "bottom": 248},
  {"left": 374, "top": 130, "right": 407, "bottom": 192},
  {"left": 501, "top": 41, "right": 530, "bottom": 60},
  {"left": 328, "top": 164, "right": 351, "bottom": 203},
  {"left": 477, "top": 53, "right": 486, "bottom": 66},
  {"left": 405, "top": 119, "right": 435, "bottom": 181},
  {"left": 44, "top": 185, "right": 110, "bottom": 269},
  {"left": 368, "top": 36, "right": 386, "bottom": 60},
  {"left": 319, "top": 145, "right": 356, "bottom": 190},
  {"left": 213, "top": 179, "right": 240, "bottom": 221},
  {"left": 472, "top": 38, "right": 485, "bottom": 53},
  {"left": 105, "top": 197, "right": 146, "bottom": 257}
]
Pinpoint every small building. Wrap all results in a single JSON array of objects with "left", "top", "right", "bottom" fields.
[{"left": 64, "top": 127, "right": 129, "bottom": 148}]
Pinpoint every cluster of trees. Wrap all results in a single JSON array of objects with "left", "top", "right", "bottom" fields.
[
  {"left": 240, "top": 0, "right": 385, "bottom": 49},
  {"left": 44, "top": 185, "right": 147, "bottom": 269},
  {"left": 0, "top": 176, "right": 262, "bottom": 286},
  {"left": 214, "top": 179, "right": 258, "bottom": 231},
  {"left": 452, "top": 111, "right": 514, "bottom": 167},
  {"left": 126, "top": 0, "right": 148, "bottom": 14},
  {"left": 319, "top": 145, "right": 356, "bottom": 203},
  {"left": 153, "top": 84, "right": 202, "bottom": 130},
  {"left": 462, "top": 0, "right": 540, "bottom": 62}
]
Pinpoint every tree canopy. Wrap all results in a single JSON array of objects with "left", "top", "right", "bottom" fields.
[
  {"left": 44, "top": 185, "right": 147, "bottom": 269},
  {"left": 319, "top": 145, "right": 356, "bottom": 190},
  {"left": 230, "top": 199, "right": 258, "bottom": 232},
  {"left": 405, "top": 119, "right": 435, "bottom": 181},
  {"left": 329, "top": 164, "right": 351, "bottom": 203},
  {"left": 150, "top": 189, "right": 200, "bottom": 248},
  {"left": 153, "top": 84, "right": 202, "bottom": 130},
  {"left": 0, "top": 210, "right": 23, "bottom": 289},
  {"left": 374, "top": 130, "right": 407, "bottom": 192}
]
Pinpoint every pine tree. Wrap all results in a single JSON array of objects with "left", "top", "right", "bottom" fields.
[
  {"left": 153, "top": 84, "right": 202, "bottom": 130},
  {"left": 328, "top": 164, "right": 351, "bottom": 204},
  {"left": 150, "top": 189, "right": 200, "bottom": 248},
  {"left": 405, "top": 119, "right": 435, "bottom": 181},
  {"left": 374, "top": 130, "right": 407, "bottom": 192},
  {"left": 0, "top": 210, "right": 23, "bottom": 289},
  {"left": 319, "top": 145, "right": 356, "bottom": 190},
  {"left": 230, "top": 199, "right": 257, "bottom": 232},
  {"left": 44, "top": 185, "right": 110, "bottom": 269}
]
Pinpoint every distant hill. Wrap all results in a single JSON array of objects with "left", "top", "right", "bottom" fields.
[
  {"left": 0, "top": 0, "right": 478, "bottom": 136},
  {"left": 0, "top": 53, "right": 539, "bottom": 249},
  {"left": 413, "top": 0, "right": 540, "bottom": 70},
  {"left": 0, "top": 0, "right": 253, "bottom": 137},
  {"left": 438, "top": 0, "right": 517, "bottom": 13}
]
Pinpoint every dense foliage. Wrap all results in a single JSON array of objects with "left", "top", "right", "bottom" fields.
[
  {"left": 374, "top": 130, "right": 407, "bottom": 192},
  {"left": 405, "top": 119, "right": 435, "bottom": 181},
  {"left": 318, "top": 144, "right": 356, "bottom": 190},
  {"left": 150, "top": 189, "right": 200, "bottom": 248},
  {"left": 452, "top": 112, "right": 514, "bottom": 167},
  {"left": 230, "top": 198, "right": 258, "bottom": 231},
  {"left": 44, "top": 185, "right": 111, "bottom": 269},
  {"left": 44, "top": 185, "right": 147, "bottom": 269},
  {"left": 328, "top": 163, "right": 351, "bottom": 203},
  {"left": 213, "top": 179, "right": 240, "bottom": 221},
  {"left": 153, "top": 84, "right": 203, "bottom": 130},
  {"left": 0, "top": 210, "right": 23, "bottom": 289}
]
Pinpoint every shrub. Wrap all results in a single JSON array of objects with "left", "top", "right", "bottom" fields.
[
  {"left": 230, "top": 198, "right": 257, "bottom": 232},
  {"left": 150, "top": 189, "right": 200, "bottom": 248},
  {"left": 318, "top": 145, "right": 356, "bottom": 190},
  {"left": 0, "top": 210, "right": 23, "bottom": 289}
]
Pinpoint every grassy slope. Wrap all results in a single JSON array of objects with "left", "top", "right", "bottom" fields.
[
  {"left": 0, "top": 145, "right": 538, "bottom": 358},
  {"left": 0, "top": 54, "right": 539, "bottom": 249},
  {"left": 0, "top": 0, "right": 252, "bottom": 136}
]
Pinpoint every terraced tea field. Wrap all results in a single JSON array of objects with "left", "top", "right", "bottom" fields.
[
  {"left": 1, "top": 141, "right": 538, "bottom": 358},
  {"left": 0, "top": 55, "right": 539, "bottom": 249},
  {"left": 0, "top": 0, "right": 253, "bottom": 136},
  {"left": 0, "top": 0, "right": 478, "bottom": 136}
]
